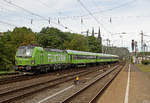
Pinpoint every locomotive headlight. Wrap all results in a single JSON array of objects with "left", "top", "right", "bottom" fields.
[{"left": 31, "top": 60, "right": 35, "bottom": 64}]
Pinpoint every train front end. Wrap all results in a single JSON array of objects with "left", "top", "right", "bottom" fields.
[{"left": 15, "top": 46, "right": 36, "bottom": 72}]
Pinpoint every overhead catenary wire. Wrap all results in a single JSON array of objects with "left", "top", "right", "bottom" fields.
[
  {"left": 143, "top": 34, "right": 150, "bottom": 37},
  {"left": 77, "top": 0, "right": 112, "bottom": 35},
  {"left": 3, "top": 0, "right": 75, "bottom": 32},
  {"left": 32, "top": 0, "right": 138, "bottom": 20},
  {"left": 81, "top": 0, "right": 137, "bottom": 17},
  {"left": 0, "top": 3, "right": 41, "bottom": 29},
  {"left": 3, "top": 0, "right": 49, "bottom": 21},
  {"left": 37, "top": 0, "right": 89, "bottom": 33},
  {"left": 76, "top": 1, "right": 90, "bottom": 32},
  {"left": 38, "top": 0, "right": 51, "bottom": 9},
  {"left": 0, "top": 1, "right": 38, "bottom": 24},
  {"left": 1, "top": 0, "right": 139, "bottom": 31},
  {"left": 38, "top": 0, "right": 89, "bottom": 33},
  {"left": 0, "top": 1, "right": 15, "bottom": 12},
  {"left": 0, "top": 20, "right": 18, "bottom": 27},
  {"left": 1, "top": 0, "right": 146, "bottom": 37}
]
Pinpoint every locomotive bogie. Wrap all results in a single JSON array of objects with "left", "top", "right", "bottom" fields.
[{"left": 15, "top": 46, "right": 119, "bottom": 73}]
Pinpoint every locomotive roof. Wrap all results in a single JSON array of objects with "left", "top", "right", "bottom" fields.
[{"left": 18, "top": 46, "right": 35, "bottom": 49}]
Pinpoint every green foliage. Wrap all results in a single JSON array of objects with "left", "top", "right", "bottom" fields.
[
  {"left": 87, "top": 36, "right": 102, "bottom": 53},
  {"left": 37, "top": 33, "right": 62, "bottom": 48},
  {"left": 10, "top": 27, "right": 36, "bottom": 47},
  {"left": 0, "top": 35, "right": 14, "bottom": 70},
  {"left": 141, "top": 60, "right": 150, "bottom": 65},
  {"left": 0, "top": 27, "right": 36, "bottom": 71},
  {"left": 0, "top": 26, "right": 102, "bottom": 71},
  {"left": 37, "top": 27, "right": 102, "bottom": 53},
  {"left": 67, "top": 34, "right": 87, "bottom": 51},
  {"left": 37, "top": 27, "right": 66, "bottom": 49}
]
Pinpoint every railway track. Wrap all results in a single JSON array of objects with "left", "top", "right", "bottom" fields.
[
  {"left": 61, "top": 64, "right": 124, "bottom": 103},
  {"left": 0, "top": 66, "right": 95, "bottom": 85},
  {"left": 0, "top": 63, "right": 116, "bottom": 85},
  {"left": 0, "top": 64, "right": 110, "bottom": 103},
  {"left": 0, "top": 74, "right": 24, "bottom": 85}
]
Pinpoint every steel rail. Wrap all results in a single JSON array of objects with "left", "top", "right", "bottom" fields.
[
  {"left": 61, "top": 64, "right": 123, "bottom": 103},
  {"left": 0, "top": 65, "right": 104, "bottom": 103}
]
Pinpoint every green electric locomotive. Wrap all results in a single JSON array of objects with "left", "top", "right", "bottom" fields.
[{"left": 15, "top": 46, "right": 119, "bottom": 73}]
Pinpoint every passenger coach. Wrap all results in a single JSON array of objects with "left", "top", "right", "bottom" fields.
[{"left": 15, "top": 46, "right": 119, "bottom": 73}]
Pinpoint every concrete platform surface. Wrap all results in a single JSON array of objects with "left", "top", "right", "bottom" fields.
[{"left": 97, "top": 64, "right": 150, "bottom": 103}]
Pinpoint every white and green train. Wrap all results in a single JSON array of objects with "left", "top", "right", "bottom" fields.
[{"left": 15, "top": 46, "right": 119, "bottom": 73}]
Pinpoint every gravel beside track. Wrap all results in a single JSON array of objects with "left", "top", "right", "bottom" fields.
[
  {"left": 0, "top": 65, "right": 108, "bottom": 103},
  {"left": 60, "top": 65, "right": 122, "bottom": 103},
  {"left": 0, "top": 74, "right": 24, "bottom": 85},
  {"left": 0, "top": 67, "right": 89, "bottom": 85},
  {"left": 23, "top": 63, "right": 123, "bottom": 103},
  {"left": 0, "top": 66, "right": 99, "bottom": 93}
]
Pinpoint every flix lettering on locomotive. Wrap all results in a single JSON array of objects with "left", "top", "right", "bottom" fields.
[{"left": 15, "top": 46, "right": 119, "bottom": 73}]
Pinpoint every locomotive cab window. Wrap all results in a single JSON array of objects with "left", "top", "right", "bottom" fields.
[{"left": 16, "top": 46, "right": 34, "bottom": 58}]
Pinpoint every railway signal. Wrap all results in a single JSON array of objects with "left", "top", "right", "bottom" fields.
[
  {"left": 131, "top": 40, "right": 134, "bottom": 52},
  {"left": 134, "top": 41, "right": 137, "bottom": 56}
]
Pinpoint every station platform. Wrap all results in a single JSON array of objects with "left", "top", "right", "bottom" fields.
[{"left": 97, "top": 64, "right": 150, "bottom": 103}]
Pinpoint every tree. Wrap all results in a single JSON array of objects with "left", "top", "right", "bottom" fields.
[
  {"left": 87, "top": 36, "right": 102, "bottom": 53},
  {"left": 0, "top": 34, "right": 14, "bottom": 70},
  {"left": 0, "top": 26, "right": 103, "bottom": 71},
  {"left": 37, "top": 27, "right": 68, "bottom": 49},
  {"left": 37, "top": 33, "right": 62, "bottom": 48},
  {"left": 10, "top": 27, "right": 36, "bottom": 47},
  {"left": 0, "top": 27, "right": 36, "bottom": 70},
  {"left": 68, "top": 34, "right": 87, "bottom": 51}
]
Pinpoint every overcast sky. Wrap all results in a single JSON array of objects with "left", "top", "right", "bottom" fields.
[{"left": 0, "top": 0, "right": 150, "bottom": 51}]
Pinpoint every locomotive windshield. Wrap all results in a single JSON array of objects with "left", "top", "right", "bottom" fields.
[{"left": 16, "top": 46, "right": 34, "bottom": 57}]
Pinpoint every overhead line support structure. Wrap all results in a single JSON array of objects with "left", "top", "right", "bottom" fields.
[
  {"left": 3, "top": 0, "right": 74, "bottom": 32},
  {"left": 77, "top": 0, "right": 112, "bottom": 35}
]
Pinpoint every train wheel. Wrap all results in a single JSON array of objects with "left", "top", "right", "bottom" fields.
[{"left": 53, "top": 64, "right": 57, "bottom": 70}]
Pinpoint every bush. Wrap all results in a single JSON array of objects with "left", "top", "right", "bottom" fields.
[{"left": 141, "top": 60, "right": 150, "bottom": 65}]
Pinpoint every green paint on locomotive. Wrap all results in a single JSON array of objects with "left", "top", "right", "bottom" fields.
[
  {"left": 15, "top": 46, "right": 70, "bottom": 66},
  {"left": 15, "top": 46, "right": 119, "bottom": 72},
  {"left": 42, "top": 48, "right": 70, "bottom": 64},
  {"left": 15, "top": 46, "right": 38, "bottom": 66}
]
